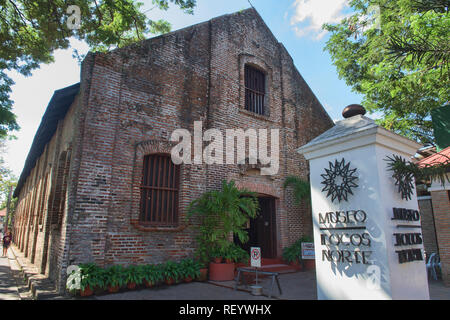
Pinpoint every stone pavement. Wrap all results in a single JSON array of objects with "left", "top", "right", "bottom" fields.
[
  {"left": 0, "top": 248, "right": 20, "bottom": 300},
  {"left": 89, "top": 269, "right": 450, "bottom": 300}
]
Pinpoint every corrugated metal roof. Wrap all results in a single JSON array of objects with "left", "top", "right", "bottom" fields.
[{"left": 13, "top": 83, "right": 80, "bottom": 198}]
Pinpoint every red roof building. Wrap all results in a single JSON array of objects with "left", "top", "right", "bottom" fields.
[
  {"left": 416, "top": 146, "right": 450, "bottom": 286},
  {"left": 417, "top": 146, "right": 450, "bottom": 167}
]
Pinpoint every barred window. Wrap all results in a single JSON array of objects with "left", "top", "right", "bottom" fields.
[
  {"left": 140, "top": 154, "right": 180, "bottom": 226},
  {"left": 245, "top": 65, "right": 266, "bottom": 115}
]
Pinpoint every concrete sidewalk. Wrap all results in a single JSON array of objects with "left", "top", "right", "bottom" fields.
[
  {"left": 0, "top": 245, "right": 20, "bottom": 300},
  {"left": 6, "top": 244, "right": 65, "bottom": 300},
  {"left": 5, "top": 242, "right": 450, "bottom": 300},
  {"left": 90, "top": 269, "right": 450, "bottom": 300}
]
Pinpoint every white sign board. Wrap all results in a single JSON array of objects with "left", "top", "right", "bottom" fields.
[
  {"left": 250, "top": 247, "right": 261, "bottom": 268},
  {"left": 301, "top": 242, "right": 315, "bottom": 260}
]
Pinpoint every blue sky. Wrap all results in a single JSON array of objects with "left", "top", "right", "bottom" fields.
[{"left": 5, "top": 0, "right": 365, "bottom": 177}]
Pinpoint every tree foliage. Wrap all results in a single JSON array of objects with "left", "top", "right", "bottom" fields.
[
  {"left": 0, "top": 0, "right": 197, "bottom": 138},
  {"left": 0, "top": 137, "right": 17, "bottom": 221},
  {"left": 323, "top": 0, "right": 449, "bottom": 144}
]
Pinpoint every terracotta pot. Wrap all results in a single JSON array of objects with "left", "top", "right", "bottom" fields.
[
  {"left": 93, "top": 286, "right": 105, "bottom": 295},
  {"left": 209, "top": 262, "right": 235, "bottom": 281},
  {"left": 225, "top": 258, "right": 233, "bottom": 264},
  {"left": 165, "top": 278, "right": 175, "bottom": 285},
  {"left": 213, "top": 257, "right": 223, "bottom": 264},
  {"left": 288, "top": 260, "right": 300, "bottom": 266},
  {"left": 288, "top": 260, "right": 303, "bottom": 271},
  {"left": 127, "top": 282, "right": 137, "bottom": 290},
  {"left": 143, "top": 280, "right": 154, "bottom": 288},
  {"left": 184, "top": 276, "right": 193, "bottom": 283},
  {"left": 108, "top": 285, "right": 119, "bottom": 293},
  {"left": 80, "top": 286, "right": 93, "bottom": 297},
  {"left": 198, "top": 268, "right": 208, "bottom": 281},
  {"left": 304, "top": 259, "right": 315, "bottom": 270}
]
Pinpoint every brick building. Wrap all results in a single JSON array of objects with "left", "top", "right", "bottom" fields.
[
  {"left": 418, "top": 147, "right": 450, "bottom": 286},
  {"left": 12, "top": 8, "right": 333, "bottom": 292}
]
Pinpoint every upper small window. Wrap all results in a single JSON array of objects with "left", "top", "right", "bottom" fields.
[
  {"left": 140, "top": 154, "right": 180, "bottom": 226},
  {"left": 245, "top": 65, "right": 266, "bottom": 115}
]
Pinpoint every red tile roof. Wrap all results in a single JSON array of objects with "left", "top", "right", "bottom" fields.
[{"left": 417, "top": 146, "right": 450, "bottom": 167}]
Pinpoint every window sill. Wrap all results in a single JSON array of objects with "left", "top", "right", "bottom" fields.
[
  {"left": 131, "top": 221, "right": 187, "bottom": 232},
  {"left": 239, "top": 108, "right": 274, "bottom": 122}
]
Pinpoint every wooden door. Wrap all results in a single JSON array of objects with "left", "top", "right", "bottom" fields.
[{"left": 236, "top": 196, "right": 276, "bottom": 259}]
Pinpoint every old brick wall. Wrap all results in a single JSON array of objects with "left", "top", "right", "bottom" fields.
[
  {"left": 430, "top": 190, "right": 450, "bottom": 286},
  {"left": 13, "top": 8, "right": 334, "bottom": 294},
  {"left": 65, "top": 8, "right": 333, "bottom": 272},
  {"left": 13, "top": 94, "right": 80, "bottom": 291},
  {"left": 66, "top": 20, "right": 212, "bottom": 270},
  {"left": 418, "top": 197, "right": 439, "bottom": 256}
]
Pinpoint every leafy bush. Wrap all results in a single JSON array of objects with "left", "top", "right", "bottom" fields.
[
  {"left": 124, "top": 265, "right": 144, "bottom": 285},
  {"left": 140, "top": 264, "right": 164, "bottom": 286},
  {"left": 282, "top": 236, "right": 313, "bottom": 263},
  {"left": 179, "top": 258, "right": 201, "bottom": 280},
  {"left": 222, "top": 243, "right": 249, "bottom": 263},
  {"left": 162, "top": 261, "right": 183, "bottom": 282},
  {"left": 187, "top": 180, "right": 259, "bottom": 266},
  {"left": 104, "top": 265, "right": 127, "bottom": 288},
  {"left": 79, "top": 263, "right": 106, "bottom": 290}
]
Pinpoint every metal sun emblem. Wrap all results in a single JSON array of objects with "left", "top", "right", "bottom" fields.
[{"left": 320, "top": 158, "right": 359, "bottom": 203}]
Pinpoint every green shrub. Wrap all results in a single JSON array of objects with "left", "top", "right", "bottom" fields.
[
  {"left": 104, "top": 265, "right": 127, "bottom": 288},
  {"left": 162, "top": 261, "right": 183, "bottom": 282},
  {"left": 140, "top": 264, "right": 164, "bottom": 286},
  {"left": 79, "top": 263, "right": 106, "bottom": 290},
  {"left": 187, "top": 180, "right": 259, "bottom": 266},
  {"left": 222, "top": 243, "right": 249, "bottom": 263},
  {"left": 179, "top": 258, "right": 201, "bottom": 280},
  {"left": 124, "top": 265, "right": 144, "bottom": 285},
  {"left": 282, "top": 236, "right": 313, "bottom": 263}
]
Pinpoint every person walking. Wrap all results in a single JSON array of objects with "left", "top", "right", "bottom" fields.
[{"left": 2, "top": 231, "right": 12, "bottom": 257}]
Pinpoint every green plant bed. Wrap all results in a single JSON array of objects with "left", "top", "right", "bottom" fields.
[
  {"left": 141, "top": 264, "right": 164, "bottom": 288},
  {"left": 104, "top": 265, "right": 127, "bottom": 292},
  {"left": 162, "top": 261, "right": 183, "bottom": 285}
]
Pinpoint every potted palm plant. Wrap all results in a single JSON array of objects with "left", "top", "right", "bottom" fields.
[
  {"left": 141, "top": 264, "right": 163, "bottom": 288},
  {"left": 187, "top": 180, "right": 259, "bottom": 281},
  {"left": 79, "top": 263, "right": 105, "bottom": 297},
  {"left": 282, "top": 236, "right": 313, "bottom": 270},
  {"left": 163, "top": 261, "right": 182, "bottom": 285},
  {"left": 104, "top": 265, "right": 126, "bottom": 293},
  {"left": 179, "top": 258, "right": 201, "bottom": 283},
  {"left": 124, "top": 265, "right": 143, "bottom": 290},
  {"left": 210, "top": 246, "right": 224, "bottom": 264}
]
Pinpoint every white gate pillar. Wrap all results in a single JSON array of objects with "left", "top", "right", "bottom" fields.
[{"left": 297, "top": 105, "right": 429, "bottom": 300}]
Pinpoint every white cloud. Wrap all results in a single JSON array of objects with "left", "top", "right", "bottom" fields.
[{"left": 288, "top": 0, "right": 350, "bottom": 40}]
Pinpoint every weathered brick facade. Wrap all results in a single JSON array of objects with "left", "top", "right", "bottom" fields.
[
  {"left": 418, "top": 196, "right": 439, "bottom": 255},
  {"left": 430, "top": 188, "right": 450, "bottom": 286},
  {"left": 12, "top": 9, "right": 333, "bottom": 293}
]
